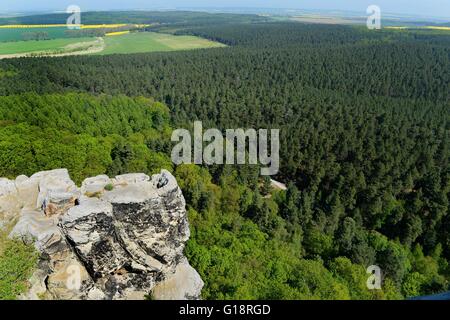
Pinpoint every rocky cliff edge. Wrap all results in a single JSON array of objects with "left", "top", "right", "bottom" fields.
[{"left": 0, "top": 169, "right": 203, "bottom": 300}]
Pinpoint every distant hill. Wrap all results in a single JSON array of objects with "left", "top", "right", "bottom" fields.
[{"left": 0, "top": 10, "right": 269, "bottom": 26}]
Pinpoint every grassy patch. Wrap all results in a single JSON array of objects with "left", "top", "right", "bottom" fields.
[
  {"left": 0, "top": 224, "right": 39, "bottom": 300},
  {"left": 97, "top": 32, "right": 225, "bottom": 55},
  {"left": 104, "top": 183, "right": 114, "bottom": 191}
]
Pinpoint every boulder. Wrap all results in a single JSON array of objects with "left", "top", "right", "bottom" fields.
[
  {"left": 152, "top": 257, "right": 205, "bottom": 300},
  {"left": 81, "top": 175, "right": 112, "bottom": 196},
  {"left": 0, "top": 178, "right": 20, "bottom": 227}
]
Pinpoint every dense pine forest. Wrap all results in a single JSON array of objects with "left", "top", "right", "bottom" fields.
[{"left": 0, "top": 20, "right": 449, "bottom": 299}]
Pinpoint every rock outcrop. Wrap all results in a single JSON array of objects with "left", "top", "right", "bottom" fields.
[{"left": 0, "top": 169, "right": 203, "bottom": 300}]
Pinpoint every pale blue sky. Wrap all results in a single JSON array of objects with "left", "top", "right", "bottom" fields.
[{"left": 1, "top": 0, "right": 449, "bottom": 19}]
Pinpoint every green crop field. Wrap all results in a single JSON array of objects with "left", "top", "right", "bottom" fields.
[
  {"left": 0, "top": 31, "right": 225, "bottom": 57},
  {"left": 0, "top": 27, "right": 71, "bottom": 42},
  {"left": 0, "top": 37, "right": 94, "bottom": 55},
  {"left": 97, "top": 32, "right": 225, "bottom": 55}
]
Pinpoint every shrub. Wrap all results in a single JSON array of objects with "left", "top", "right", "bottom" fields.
[
  {"left": 0, "top": 234, "right": 38, "bottom": 300},
  {"left": 104, "top": 183, "right": 114, "bottom": 191}
]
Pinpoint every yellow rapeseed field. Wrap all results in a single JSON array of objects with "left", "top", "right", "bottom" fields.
[
  {"left": 105, "top": 31, "right": 130, "bottom": 36},
  {"left": 385, "top": 26, "right": 409, "bottom": 30},
  {"left": 80, "top": 24, "right": 128, "bottom": 29},
  {"left": 424, "top": 26, "right": 450, "bottom": 31}
]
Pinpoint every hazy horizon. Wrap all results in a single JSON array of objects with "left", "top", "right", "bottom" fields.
[{"left": 1, "top": 0, "right": 449, "bottom": 20}]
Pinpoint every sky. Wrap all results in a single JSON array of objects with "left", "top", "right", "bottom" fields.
[{"left": 1, "top": 0, "right": 449, "bottom": 19}]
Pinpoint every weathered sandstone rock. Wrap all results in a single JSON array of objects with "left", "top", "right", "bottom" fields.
[{"left": 0, "top": 169, "right": 203, "bottom": 300}]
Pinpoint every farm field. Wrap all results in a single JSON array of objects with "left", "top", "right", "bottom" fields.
[
  {"left": 0, "top": 26, "right": 71, "bottom": 42},
  {"left": 0, "top": 37, "right": 95, "bottom": 55},
  {"left": 289, "top": 15, "right": 362, "bottom": 25},
  {"left": 0, "top": 24, "right": 149, "bottom": 42},
  {"left": 0, "top": 31, "right": 225, "bottom": 58},
  {"left": 96, "top": 32, "right": 225, "bottom": 55}
]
